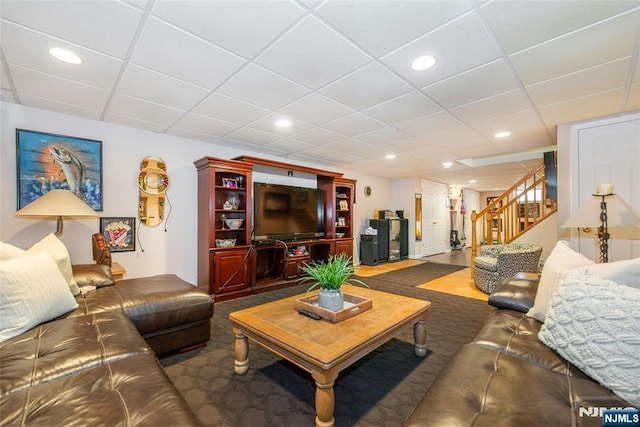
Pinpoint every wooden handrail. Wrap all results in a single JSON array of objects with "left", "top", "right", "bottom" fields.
[{"left": 470, "top": 163, "right": 557, "bottom": 277}]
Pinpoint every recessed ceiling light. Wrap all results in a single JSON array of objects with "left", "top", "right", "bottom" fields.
[
  {"left": 468, "top": 179, "right": 477, "bottom": 184},
  {"left": 48, "top": 47, "right": 82, "bottom": 64},
  {"left": 276, "top": 119, "right": 291, "bottom": 128},
  {"left": 442, "top": 162, "right": 453, "bottom": 168},
  {"left": 385, "top": 154, "right": 396, "bottom": 160},
  {"left": 494, "top": 131, "right": 511, "bottom": 138},
  {"left": 410, "top": 55, "right": 436, "bottom": 71}
]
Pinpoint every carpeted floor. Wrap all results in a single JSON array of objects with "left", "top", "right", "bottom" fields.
[
  {"left": 161, "top": 265, "right": 494, "bottom": 427},
  {"left": 367, "top": 262, "right": 466, "bottom": 287}
]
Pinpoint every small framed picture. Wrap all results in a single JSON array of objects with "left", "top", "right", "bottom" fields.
[
  {"left": 337, "top": 217, "right": 346, "bottom": 226},
  {"left": 100, "top": 217, "right": 135, "bottom": 252},
  {"left": 222, "top": 178, "right": 237, "bottom": 188},
  {"left": 339, "top": 200, "right": 348, "bottom": 211}
]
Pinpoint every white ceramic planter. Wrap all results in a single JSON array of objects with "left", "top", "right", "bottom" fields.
[{"left": 317, "top": 289, "right": 344, "bottom": 311}]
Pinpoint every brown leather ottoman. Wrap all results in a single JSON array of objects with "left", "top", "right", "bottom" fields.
[{"left": 69, "top": 274, "right": 213, "bottom": 355}]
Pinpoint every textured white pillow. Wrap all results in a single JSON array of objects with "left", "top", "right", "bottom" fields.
[
  {"left": 0, "top": 252, "right": 78, "bottom": 343},
  {"left": 27, "top": 234, "right": 80, "bottom": 296},
  {"left": 0, "top": 242, "right": 28, "bottom": 261},
  {"left": 526, "top": 240, "right": 594, "bottom": 322},
  {"left": 539, "top": 271, "right": 640, "bottom": 406}
]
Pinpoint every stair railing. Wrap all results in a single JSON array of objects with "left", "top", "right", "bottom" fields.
[{"left": 470, "top": 164, "right": 557, "bottom": 277}]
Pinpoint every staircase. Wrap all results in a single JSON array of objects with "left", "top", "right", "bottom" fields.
[{"left": 470, "top": 164, "right": 557, "bottom": 277}]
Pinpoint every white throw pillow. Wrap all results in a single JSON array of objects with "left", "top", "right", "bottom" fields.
[
  {"left": 583, "top": 258, "right": 640, "bottom": 289},
  {"left": 27, "top": 233, "right": 80, "bottom": 296},
  {"left": 0, "top": 252, "right": 78, "bottom": 343},
  {"left": 539, "top": 271, "right": 640, "bottom": 406},
  {"left": 526, "top": 240, "right": 594, "bottom": 322},
  {"left": 0, "top": 242, "right": 28, "bottom": 261}
]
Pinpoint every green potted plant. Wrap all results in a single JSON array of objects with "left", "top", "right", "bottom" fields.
[{"left": 298, "top": 254, "right": 369, "bottom": 311}]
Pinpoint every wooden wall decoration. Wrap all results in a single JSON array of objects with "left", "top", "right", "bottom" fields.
[{"left": 415, "top": 193, "right": 422, "bottom": 241}]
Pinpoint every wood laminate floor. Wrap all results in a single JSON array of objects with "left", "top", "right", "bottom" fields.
[{"left": 355, "top": 248, "right": 488, "bottom": 302}]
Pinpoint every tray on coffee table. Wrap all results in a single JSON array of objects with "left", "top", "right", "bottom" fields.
[{"left": 294, "top": 293, "right": 372, "bottom": 323}]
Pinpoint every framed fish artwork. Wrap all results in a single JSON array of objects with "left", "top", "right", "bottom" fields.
[{"left": 16, "top": 129, "right": 103, "bottom": 210}]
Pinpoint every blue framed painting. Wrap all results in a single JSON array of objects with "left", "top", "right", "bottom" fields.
[{"left": 16, "top": 129, "right": 103, "bottom": 210}]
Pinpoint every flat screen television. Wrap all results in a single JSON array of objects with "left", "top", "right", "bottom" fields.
[{"left": 253, "top": 182, "right": 324, "bottom": 242}]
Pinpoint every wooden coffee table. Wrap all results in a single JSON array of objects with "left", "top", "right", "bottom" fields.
[{"left": 229, "top": 285, "right": 431, "bottom": 427}]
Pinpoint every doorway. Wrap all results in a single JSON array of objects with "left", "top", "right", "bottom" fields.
[{"left": 421, "top": 180, "right": 448, "bottom": 256}]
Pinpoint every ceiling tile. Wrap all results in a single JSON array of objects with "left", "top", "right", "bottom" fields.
[
  {"left": 118, "top": 64, "right": 210, "bottom": 110},
  {"left": 470, "top": 110, "right": 546, "bottom": 138},
  {"left": 450, "top": 90, "right": 532, "bottom": 124},
  {"left": 263, "top": 138, "right": 315, "bottom": 153},
  {"left": 223, "top": 127, "right": 281, "bottom": 146},
  {"left": 509, "top": 10, "right": 640, "bottom": 85},
  {"left": 247, "top": 113, "right": 314, "bottom": 136},
  {"left": 355, "top": 127, "right": 413, "bottom": 146},
  {"left": 316, "top": 0, "right": 471, "bottom": 57},
  {"left": 278, "top": 93, "right": 354, "bottom": 125},
  {"left": 324, "top": 138, "right": 378, "bottom": 155},
  {"left": 131, "top": 17, "right": 246, "bottom": 89},
  {"left": 18, "top": 93, "right": 102, "bottom": 121},
  {"left": 526, "top": 58, "right": 631, "bottom": 107},
  {"left": 107, "top": 93, "right": 186, "bottom": 125},
  {"left": 538, "top": 88, "right": 629, "bottom": 126},
  {"left": 217, "top": 63, "right": 310, "bottom": 110},
  {"left": 165, "top": 127, "right": 215, "bottom": 143},
  {"left": 0, "top": 0, "right": 142, "bottom": 57},
  {"left": 151, "top": 0, "right": 305, "bottom": 59},
  {"left": 382, "top": 11, "right": 502, "bottom": 87},
  {"left": 104, "top": 113, "right": 169, "bottom": 133},
  {"left": 423, "top": 60, "right": 520, "bottom": 109},
  {"left": 626, "top": 84, "right": 640, "bottom": 111},
  {"left": 297, "top": 145, "right": 362, "bottom": 163},
  {"left": 396, "top": 111, "right": 463, "bottom": 137},
  {"left": 320, "top": 62, "right": 413, "bottom": 110},
  {"left": 1, "top": 22, "right": 123, "bottom": 90},
  {"left": 1, "top": 89, "right": 16, "bottom": 103},
  {"left": 482, "top": 0, "right": 639, "bottom": 54},
  {"left": 9, "top": 65, "right": 110, "bottom": 111},
  {"left": 193, "top": 92, "right": 269, "bottom": 125},
  {"left": 256, "top": 16, "right": 370, "bottom": 89},
  {"left": 171, "top": 113, "right": 238, "bottom": 137},
  {"left": 288, "top": 127, "right": 347, "bottom": 145},
  {"left": 364, "top": 91, "right": 441, "bottom": 125},
  {"left": 322, "top": 113, "right": 386, "bottom": 136}
]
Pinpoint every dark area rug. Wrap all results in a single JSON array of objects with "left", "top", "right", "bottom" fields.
[
  {"left": 368, "top": 261, "right": 466, "bottom": 287},
  {"left": 161, "top": 267, "right": 493, "bottom": 427}
]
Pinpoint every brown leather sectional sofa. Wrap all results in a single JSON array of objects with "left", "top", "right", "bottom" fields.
[
  {"left": 1, "top": 265, "right": 213, "bottom": 426},
  {"left": 404, "top": 276, "right": 631, "bottom": 427}
]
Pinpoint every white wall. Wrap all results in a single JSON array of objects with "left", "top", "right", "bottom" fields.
[
  {"left": 557, "top": 110, "right": 640, "bottom": 261},
  {"left": 1, "top": 102, "right": 392, "bottom": 281}
]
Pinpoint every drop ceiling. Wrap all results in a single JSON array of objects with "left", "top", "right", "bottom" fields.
[{"left": 1, "top": 0, "right": 639, "bottom": 191}]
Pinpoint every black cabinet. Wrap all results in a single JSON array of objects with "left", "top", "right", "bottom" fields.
[
  {"left": 369, "top": 219, "right": 389, "bottom": 263},
  {"left": 360, "top": 235, "right": 379, "bottom": 266},
  {"left": 400, "top": 218, "right": 408, "bottom": 259},
  {"left": 369, "top": 218, "right": 409, "bottom": 263}
]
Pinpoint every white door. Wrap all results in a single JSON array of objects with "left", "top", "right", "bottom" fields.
[
  {"left": 577, "top": 119, "right": 640, "bottom": 261},
  {"left": 421, "top": 181, "right": 448, "bottom": 256}
]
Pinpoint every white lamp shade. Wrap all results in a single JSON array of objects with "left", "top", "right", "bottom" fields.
[
  {"left": 15, "top": 190, "right": 98, "bottom": 219},
  {"left": 561, "top": 194, "right": 640, "bottom": 228}
]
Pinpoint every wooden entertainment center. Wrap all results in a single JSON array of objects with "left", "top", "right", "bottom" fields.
[{"left": 194, "top": 156, "right": 356, "bottom": 302}]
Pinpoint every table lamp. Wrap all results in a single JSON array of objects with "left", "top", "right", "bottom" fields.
[
  {"left": 15, "top": 190, "right": 99, "bottom": 236},
  {"left": 561, "top": 184, "right": 640, "bottom": 263}
]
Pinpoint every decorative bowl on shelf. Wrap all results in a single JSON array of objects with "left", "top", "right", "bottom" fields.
[
  {"left": 224, "top": 218, "right": 244, "bottom": 229},
  {"left": 215, "top": 238, "right": 236, "bottom": 248},
  {"left": 336, "top": 233, "right": 345, "bottom": 238}
]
